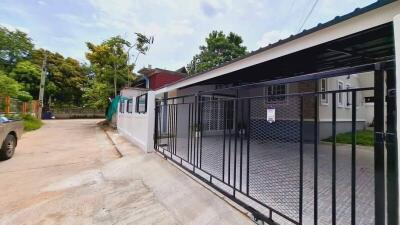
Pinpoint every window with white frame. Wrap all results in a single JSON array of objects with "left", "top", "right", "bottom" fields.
[
  {"left": 320, "top": 78, "right": 328, "bottom": 105},
  {"left": 136, "top": 93, "right": 148, "bottom": 114},
  {"left": 265, "top": 84, "right": 287, "bottom": 103},
  {"left": 337, "top": 81, "right": 344, "bottom": 107},
  {"left": 345, "top": 84, "right": 351, "bottom": 107}
]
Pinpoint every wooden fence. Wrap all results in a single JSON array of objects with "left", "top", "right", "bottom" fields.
[{"left": 0, "top": 96, "right": 39, "bottom": 117}]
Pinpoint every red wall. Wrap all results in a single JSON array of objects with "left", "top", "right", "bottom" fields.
[{"left": 149, "top": 72, "right": 184, "bottom": 90}]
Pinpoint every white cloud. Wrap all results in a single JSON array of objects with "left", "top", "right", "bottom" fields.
[
  {"left": 0, "top": 0, "right": 375, "bottom": 71},
  {"left": 257, "top": 30, "right": 292, "bottom": 48},
  {"left": 0, "top": 22, "right": 30, "bottom": 33},
  {"left": 56, "top": 13, "right": 106, "bottom": 28},
  {"left": 167, "top": 20, "right": 195, "bottom": 36},
  {"left": 200, "top": 0, "right": 227, "bottom": 17},
  {"left": 84, "top": 0, "right": 203, "bottom": 70}
]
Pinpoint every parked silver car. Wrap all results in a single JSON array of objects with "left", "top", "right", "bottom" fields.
[{"left": 0, "top": 116, "right": 23, "bottom": 160}]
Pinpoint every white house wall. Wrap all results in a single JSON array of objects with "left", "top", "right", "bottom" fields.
[
  {"left": 319, "top": 73, "right": 371, "bottom": 124},
  {"left": 117, "top": 89, "right": 155, "bottom": 153},
  {"left": 117, "top": 111, "right": 148, "bottom": 150}
]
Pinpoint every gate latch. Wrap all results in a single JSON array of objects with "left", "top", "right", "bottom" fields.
[
  {"left": 375, "top": 132, "right": 397, "bottom": 144},
  {"left": 385, "top": 89, "right": 396, "bottom": 102},
  {"left": 385, "top": 132, "right": 397, "bottom": 144},
  {"left": 375, "top": 132, "right": 386, "bottom": 144},
  {"left": 387, "top": 88, "right": 397, "bottom": 97}
]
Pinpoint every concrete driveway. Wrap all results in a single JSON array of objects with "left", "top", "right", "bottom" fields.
[{"left": 0, "top": 119, "right": 254, "bottom": 225}]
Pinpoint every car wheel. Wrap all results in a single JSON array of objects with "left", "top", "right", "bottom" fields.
[{"left": 0, "top": 134, "right": 16, "bottom": 160}]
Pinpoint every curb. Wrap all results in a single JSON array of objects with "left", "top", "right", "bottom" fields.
[{"left": 102, "top": 127, "right": 123, "bottom": 158}]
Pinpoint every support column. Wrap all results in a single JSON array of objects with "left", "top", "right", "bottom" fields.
[
  {"left": 393, "top": 14, "right": 400, "bottom": 224},
  {"left": 145, "top": 91, "right": 156, "bottom": 153}
]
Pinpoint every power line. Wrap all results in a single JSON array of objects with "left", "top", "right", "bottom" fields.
[
  {"left": 282, "top": 0, "right": 296, "bottom": 27},
  {"left": 288, "top": 0, "right": 296, "bottom": 12},
  {"left": 297, "top": 0, "right": 320, "bottom": 33}
]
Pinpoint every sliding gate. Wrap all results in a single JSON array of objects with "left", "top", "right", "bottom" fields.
[{"left": 154, "top": 62, "right": 397, "bottom": 225}]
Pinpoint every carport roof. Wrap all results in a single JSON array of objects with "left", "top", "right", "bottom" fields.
[{"left": 154, "top": 0, "right": 399, "bottom": 93}]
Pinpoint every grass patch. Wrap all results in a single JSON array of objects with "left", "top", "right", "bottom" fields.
[
  {"left": 5, "top": 114, "right": 43, "bottom": 131},
  {"left": 323, "top": 129, "right": 374, "bottom": 146},
  {"left": 22, "top": 115, "right": 43, "bottom": 131}
]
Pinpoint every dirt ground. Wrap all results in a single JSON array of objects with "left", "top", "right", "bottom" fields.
[{"left": 0, "top": 119, "right": 254, "bottom": 225}]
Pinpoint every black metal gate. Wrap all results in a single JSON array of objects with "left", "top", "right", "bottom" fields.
[{"left": 154, "top": 62, "right": 397, "bottom": 225}]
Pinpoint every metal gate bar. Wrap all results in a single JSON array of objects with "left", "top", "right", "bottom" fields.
[
  {"left": 299, "top": 96, "right": 304, "bottom": 224},
  {"left": 313, "top": 82, "right": 319, "bottom": 225},
  {"left": 386, "top": 68, "right": 399, "bottom": 225},
  {"left": 153, "top": 61, "right": 396, "bottom": 225},
  {"left": 351, "top": 90, "right": 357, "bottom": 225},
  {"left": 331, "top": 92, "right": 337, "bottom": 225}
]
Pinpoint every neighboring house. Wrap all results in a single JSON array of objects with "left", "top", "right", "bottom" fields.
[
  {"left": 318, "top": 72, "right": 375, "bottom": 138},
  {"left": 117, "top": 68, "right": 186, "bottom": 150},
  {"left": 135, "top": 67, "right": 187, "bottom": 90}
]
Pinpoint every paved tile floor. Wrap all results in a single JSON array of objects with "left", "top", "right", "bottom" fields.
[{"left": 159, "top": 135, "right": 374, "bottom": 225}]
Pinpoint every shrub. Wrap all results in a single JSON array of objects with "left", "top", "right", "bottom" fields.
[{"left": 21, "top": 114, "right": 42, "bottom": 131}]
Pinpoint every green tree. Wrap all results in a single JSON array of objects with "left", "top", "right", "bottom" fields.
[
  {"left": 17, "top": 90, "right": 33, "bottom": 102},
  {"left": 82, "top": 80, "right": 110, "bottom": 109},
  {"left": 83, "top": 33, "right": 154, "bottom": 109},
  {"left": 0, "top": 70, "right": 22, "bottom": 97},
  {"left": 31, "top": 49, "right": 87, "bottom": 106},
  {"left": 84, "top": 34, "right": 153, "bottom": 109},
  {"left": 0, "top": 26, "right": 34, "bottom": 72},
  {"left": 86, "top": 36, "right": 132, "bottom": 98},
  {"left": 187, "top": 31, "right": 247, "bottom": 75},
  {"left": 9, "top": 61, "right": 41, "bottom": 97},
  {"left": 0, "top": 70, "right": 32, "bottom": 101}
]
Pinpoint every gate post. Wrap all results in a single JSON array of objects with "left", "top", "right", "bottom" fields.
[
  {"left": 390, "top": 13, "right": 400, "bottom": 224},
  {"left": 154, "top": 100, "right": 159, "bottom": 150},
  {"left": 386, "top": 68, "right": 398, "bottom": 225},
  {"left": 374, "top": 64, "right": 385, "bottom": 225}
]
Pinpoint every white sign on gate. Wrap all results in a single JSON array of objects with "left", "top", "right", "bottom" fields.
[{"left": 267, "top": 108, "right": 275, "bottom": 123}]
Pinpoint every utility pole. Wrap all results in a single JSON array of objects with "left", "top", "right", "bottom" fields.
[
  {"left": 113, "top": 47, "right": 117, "bottom": 97},
  {"left": 126, "top": 45, "right": 135, "bottom": 87},
  {"left": 38, "top": 54, "right": 47, "bottom": 119}
]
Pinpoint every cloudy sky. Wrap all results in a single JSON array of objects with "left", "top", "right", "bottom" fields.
[{"left": 0, "top": 0, "right": 376, "bottom": 71}]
